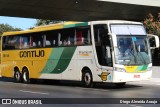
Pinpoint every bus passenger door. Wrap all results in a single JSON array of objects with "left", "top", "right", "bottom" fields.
[
  {"left": 93, "top": 24, "right": 113, "bottom": 67},
  {"left": 93, "top": 24, "right": 113, "bottom": 82}
]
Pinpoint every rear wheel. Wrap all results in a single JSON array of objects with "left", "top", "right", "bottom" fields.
[
  {"left": 22, "top": 68, "right": 30, "bottom": 83},
  {"left": 14, "top": 70, "right": 22, "bottom": 83},
  {"left": 82, "top": 70, "right": 93, "bottom": 88}
]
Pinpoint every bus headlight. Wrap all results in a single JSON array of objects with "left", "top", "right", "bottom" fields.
[{"left": 115, "top": 68, "right": 126, "bottom": 72}]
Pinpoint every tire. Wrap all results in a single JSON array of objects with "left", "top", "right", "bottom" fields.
[
  {"left": 22, "top": 68, "right": 30, "bottom": 83},
  {"left": 82, "top": 70, "right": 93, "bottom": 88},
  {"left": 14, "top": 70, "right": 22, "bottom": 83},
  {"left": 115, "top": 82, "right": 126, "bottom": 88}
]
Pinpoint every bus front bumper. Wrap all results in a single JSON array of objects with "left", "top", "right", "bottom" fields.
[{"left": 112, "top": 70, "right": 152, "bottom": 83}]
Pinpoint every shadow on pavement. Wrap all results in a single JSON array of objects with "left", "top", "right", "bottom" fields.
[
  {"left": 0, "top": 77, "right": 142, "bottom": 90},
  {"left": 0, "top": 77, "right": 14, "bottom": 82}
]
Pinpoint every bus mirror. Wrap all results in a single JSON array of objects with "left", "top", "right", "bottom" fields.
[
  {"left": 147, "top": 34, "right": 159, "bottom": 49},
  {"left": 108, "top": 33, "right": 117, "bottom": 47}
]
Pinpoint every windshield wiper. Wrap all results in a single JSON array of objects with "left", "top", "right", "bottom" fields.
[
  {"left": 134, "top": 44, "right": 147, "bottom": 65},
  {"left": 127, "top": 51, "right": 137, "bottom": 65},
  {"left": 137, "top": 52, "right": 147, "bottom": 65}
]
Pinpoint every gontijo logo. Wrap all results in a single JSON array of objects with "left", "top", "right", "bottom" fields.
[{"left": 19, "top": 50, "right": 45, "bottom": 58}]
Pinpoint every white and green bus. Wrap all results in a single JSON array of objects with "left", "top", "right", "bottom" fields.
[{"left": 0, "top": 21, "right": 159, "bottom": 87}]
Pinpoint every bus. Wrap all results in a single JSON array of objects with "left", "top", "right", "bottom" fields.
[{"left": 0, "top": 21, "right": 159, "bottom": 87}]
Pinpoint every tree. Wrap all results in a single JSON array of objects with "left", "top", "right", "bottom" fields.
[
  {"left": 35, "top": 19, "right": 63, "bottom": 26},
  {"left": 143, "top": 13, "right": 160, "bottom": 36},
  {"left": 0, "top": 24, "right": 21, "bottom": 36}
]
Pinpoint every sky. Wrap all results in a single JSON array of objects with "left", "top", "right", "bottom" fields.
[{"left": 0, "top": 16, "right": 37, "bottom": 30}]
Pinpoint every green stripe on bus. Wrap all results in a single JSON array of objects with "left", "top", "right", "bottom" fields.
[
  {"left": 64, "top": 24, "right": 75, "bottom": 28},
  {"left": 41, "top": 48, "right": 64, "bottom": 73},
  {"left": 42, "top": 47, "right": 77, "bottom": 74},
  {"left": 137, "top": 65, "right": 148, "bottom": 71},
  {"left": 50, "top": 47, "right": 77, "bottom": 74},
  {"left": 64, "top": 22, "right": 88, "bottom": 28},
  {"left": 75, "top": 22, "right": 88, "bottom": 27}
]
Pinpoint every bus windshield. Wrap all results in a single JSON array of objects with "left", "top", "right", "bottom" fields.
[{"left": 115, "top": 35, "right": 151, "bottom": 65}]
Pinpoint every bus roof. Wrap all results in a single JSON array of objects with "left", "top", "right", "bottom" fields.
[
  {"left": 2, "top": 21, "right": 88, "bottom": 36},
  {"left": 2, "top": 20, "right": 143, "bottom": 36}
]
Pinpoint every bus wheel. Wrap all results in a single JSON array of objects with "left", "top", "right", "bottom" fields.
[
  {"left": 22, "top": 68, "right": 30, "bottom": 83},
  {"left": 14, "top": 70, "right": 22, "bottom": 83},
  {"left": 115, "top": 82, "right": 126, "bottom": 88},
  {"left": 82, "top": 70, "right": 93, "bottom": 88}
]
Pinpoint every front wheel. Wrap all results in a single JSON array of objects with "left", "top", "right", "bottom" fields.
[
  {"left": 82, "top": 71, "right": 93, "bottom": 88},
  {"left": 22, "top": 68, "right": 30, "bottom": 83}
]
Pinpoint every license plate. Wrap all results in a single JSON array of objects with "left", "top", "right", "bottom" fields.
[{"left": 134, "top": 75, "right": 140, "bottom": 78}]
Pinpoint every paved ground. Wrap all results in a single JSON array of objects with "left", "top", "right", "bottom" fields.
[
  {"left": 0, "top": 76, "right": 160, "bottom": 107},
  {"left": 152, "top": 66, "right": 160, "bottom": 78}
]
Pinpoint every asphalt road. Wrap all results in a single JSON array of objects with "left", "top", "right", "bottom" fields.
[{"left": 0, "top": 76, "right": 160, "bottom": 107}]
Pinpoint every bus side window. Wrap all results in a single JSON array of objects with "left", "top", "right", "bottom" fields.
[
  {"left": 58, "top": 28, "right": 75, "bottom": 46},
  {"left": 44, "top": 31, "right": 59, "bottom": 47},
  {"left": 20, "top": 36, "right": 29, "bottom": 49},
  {"left": 2, "top": 36, "right": 18, "bottom": 50},
  {"left": 75, "top": 26, "right": 91, "bottom": 46}
]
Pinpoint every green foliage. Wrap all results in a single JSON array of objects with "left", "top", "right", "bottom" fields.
[
  {"left": 143, "top": 13, "right": 160, "bottom": 36},
  {"left": 0, "top": 24, "right": 21, "bottom": 36},
  {"left": 35, "top": 19, "right": 63, "bottom": 26}
]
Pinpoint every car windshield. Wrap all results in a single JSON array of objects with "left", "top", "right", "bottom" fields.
[{"left": 115, "top": 35, "right": 151, "bottom": 65}]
